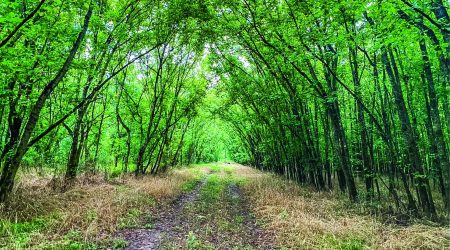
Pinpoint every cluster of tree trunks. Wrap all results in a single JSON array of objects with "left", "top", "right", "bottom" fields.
[{"left": 214, "top": 0, "right": 449, "bottom": 217}]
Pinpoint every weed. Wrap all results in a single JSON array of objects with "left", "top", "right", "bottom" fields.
[
  {"left": 109, "top": 169, "right": 122, "bottom": 179},
  {"left": 68, "top": 241, "right": 82, "bottom": 250},
  {"left": 234, "top": 215, "right": 244, "bottom": 224},
  {"left": 112, "top": 238, "right": 128, "bottom": 249},
  {"left": 218, "top": 219, "right": 233, "bottom": 231},
  {"left": 0, "top": 168, "right": 199, "bottom": 249},
  {"left": 321, "top": 234, "right": 365, "bottom": 250},
  {"left": 279, "top": 210, "right": 289, "bottom": 220},
  {"left": 207, "top": 164, "right": 234, "bottom": 174},
  {"left": 199, "top": 174, "right": 225, "bottom": 203},
  {"left": 186, "top": 231, "right": 215, "bottom": 250},
  {"left": 0, "top": 215, "right": 56, "bottom": 248},
  {"left": 144, "top": 223, "right": 155, "bottom": 229},
  {"left": 187, "top": 231, "right": 201, "bottom": 249},
  {"left": 242, "top": 172, "right": 450, "bottom": 249},
  {"left": 204, "top": 225, "right": 213, "bottom": 236},
  {"left": 181, "top": 179, "right": 200, "bottom": 193},
  {"left": 117, "top": 208, "right": 142, "bottom": 229},
  {"left": 64, "top": 229, "right": 82, "bottom": 241},
  {"left": 86, "top": 209, "right": 97, "bottom": 222}
]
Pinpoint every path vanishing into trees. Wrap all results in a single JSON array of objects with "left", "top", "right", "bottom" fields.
[
  {"left": 115, "top": 164, "right": 274, "bottom": 250},
  {"left": 1, "top": 2, "right": 450, "bottom": 248}
]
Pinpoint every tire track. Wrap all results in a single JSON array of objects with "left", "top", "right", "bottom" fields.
[{"left": 114, "top": 174, "right": 210, "bottom": 250}]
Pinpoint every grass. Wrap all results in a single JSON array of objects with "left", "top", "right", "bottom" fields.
[
  {"left": 206, "top": 163, "right": 235, "bottom": 175},
  {"left": 199, "top": 174, "right": 226, "bottom": 202},
  {"left": 112, "top": 238, "right": 128, "bottom": 249},
  {"left": 117, "top": 208, "right": 144, "bottom": 229},
  {"left": 180, "top": 171, "right": 205, "bottom": 193},
  {"left": 237, "top": 166, "right": 450, "bottom": 249},
  {"left": 181, "top": 172, "right": 241, "bottom": 248},
  {"left": 0, "top": 168, "right": 198, "bottom": 249},
  {"left": 320, "top": 234, "right": 366, "bottom": 250},
  {"left": 2, "top": 163, "right": 448, "bottom": 249}
]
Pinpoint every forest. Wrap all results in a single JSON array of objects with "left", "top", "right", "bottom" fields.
[{"left": 0, "top": 0, "right": 449, "bottom": 249}]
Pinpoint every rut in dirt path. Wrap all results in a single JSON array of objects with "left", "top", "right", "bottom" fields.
[
  {"left": 115, "top": 175, "right": 210, "bottom": 250},
  {"left": 227, "top": 183, "right": 275, "bottom": 249}
]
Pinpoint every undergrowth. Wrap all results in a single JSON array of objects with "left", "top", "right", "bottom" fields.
[
  {"left": 0, "top": 168, "right": 197, "bottom": 249},
  {"left": 238, "top": 166, "right": 450, "bottom": 249}
]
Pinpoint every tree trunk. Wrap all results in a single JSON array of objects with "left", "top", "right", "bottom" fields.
[
  {"left": 0, "top": 7, "right": 92, "bottom": 202},
  {"left": 382, "top": 46, "right": 436, "bottom": 216},
  {"left": 349, "top": 46, "right": 373, "bottom": 200},
  {"left": 419, "top": 36, "right": 449, "bottom": 208},
  {"left": 65, "top": 105, "right": 87, "bottom": 182}
]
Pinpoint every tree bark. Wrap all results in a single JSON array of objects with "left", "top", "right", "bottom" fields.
[
  {"left": 0, "top": 6, "right": 92, "bottom": 203},
  {"left": 382, "top": 46, "right": 436, "bottom": 216}
]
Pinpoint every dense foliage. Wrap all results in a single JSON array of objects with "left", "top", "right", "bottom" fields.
[{"left": 0, "top": 0, "right": 449, "bottom": 218}]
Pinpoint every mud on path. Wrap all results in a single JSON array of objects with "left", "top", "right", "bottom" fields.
[{"left": 113, "top": 166, "right": 275, "bottom": 249}]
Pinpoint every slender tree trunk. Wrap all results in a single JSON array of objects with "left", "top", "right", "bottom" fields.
[
  {"left": 116, "top": 86, "right": 131, "bottom": 173},
  {"left": 93, "top": 96, "right": 107, "bottom": 170},
  {"left": 382, "top": 47, "right": 436, "bottom": 216},
  {"left": 65, "top": 84, "right": 90, "bottom": 182},
  {"left": 0, "top": 7, "right": 92, "bottom": 202},
  {"left": 172, "top": 118, "right": 191, "bottom": 167},
  {"left": 349, "top": 46, "right": 373, "bottom": 200},
  {"left": 419, "top": 36, "right": 449, "bottom": 208},
  {"left": 65, "top": 105, "right": 87, "bottom": 182}
]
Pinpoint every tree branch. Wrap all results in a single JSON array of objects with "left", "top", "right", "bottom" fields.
[{"left": 0, "top": 0, "right": 47, "bottom": 48}]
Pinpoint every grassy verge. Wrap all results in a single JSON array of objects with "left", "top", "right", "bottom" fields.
[
  {"left": 236, "top": 166, "right": 450, "bottom": 249},
  {"left": 0, "top": 168, "right": 198, "bottom": 249}
]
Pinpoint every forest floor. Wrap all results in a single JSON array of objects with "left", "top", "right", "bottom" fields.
[{"left": 0, "top": 163, "right": 449, "bottom": 249}]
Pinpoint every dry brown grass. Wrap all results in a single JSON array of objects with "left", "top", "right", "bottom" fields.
[
  {"left": 232, "top": 163, "right": 265, "bottom": 179},
  {"left": 241, "top": 170, "right": 450, "bottom": 250},
  {"left": 380, "top": 224, "right": 450, "bottom": 249},
  {"left": 2, "top": 164, "right": 448, "bottom": 249},
  {"left": 125, "top": 168, "right": 198, "bottom": 200},
  {"left": 0, "top": 168, "right": 198, "bottom": 249}
]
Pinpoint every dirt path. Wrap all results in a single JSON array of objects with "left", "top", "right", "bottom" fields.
[
  {"left": 227, "top": 183, "right": 275, "bottom": 249},
  {"left": 115, "top": 176, "right": 208, "bottom": 250},
  {"left": 113, "top": 167, "right": 275, "bottom": 249}
]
